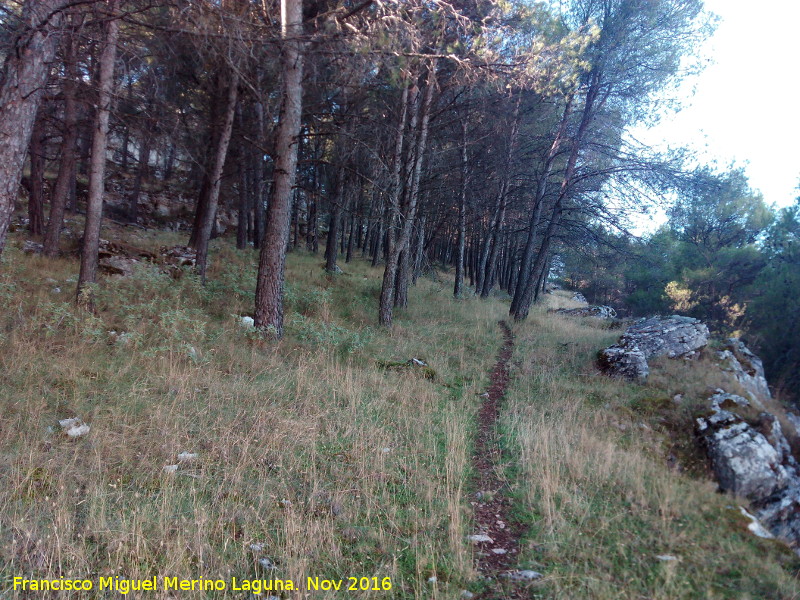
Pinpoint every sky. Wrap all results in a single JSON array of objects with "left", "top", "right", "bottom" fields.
[{"left": 631, "top": 0, "right": 800, "bottom": 210}]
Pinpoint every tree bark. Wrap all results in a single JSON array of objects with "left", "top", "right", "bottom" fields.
[
  {"left": 454, "top": 119, "right": 468, "bottom": 298},
  {"left": 378, "top": 61, "right": 436, "bottom": 327},
  {"left": 254, "top": 0, "right": 304, "bottom": 338},
  {"left": 27, "top": 112, "right": 47, "bottom": 236},
  {"left": 0, "top": 0, "right": 70, "bottom": 256},
  {"left": 44, "top": 17, "right": 80, "bottom": 257},
  {"left": 194, "top": 73, "right": 239, "bottom": 282},
  {"left": 77, "top": 0, "right": 120, "bottom": 307},
  {"left": 128, "top": 128, "right": 152, "bottom": 224}
]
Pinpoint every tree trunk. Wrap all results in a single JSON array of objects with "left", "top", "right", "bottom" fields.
[
  {"left": 77, "top": 0, "right": 119, "bottom": 307},
  {"left": 194, "top": 74, "right": 238, "bottom": 282},
  {"left": 0, "top": 0, "right": 70, "bottom": 256},
  {"left": 454, "top": 119, "right": 468, "bottom": 298},
  {"left": 254, "top": 0, "right": 304, "bottom": 338},
  {"left": 44, "top": 18, "right": 80, "bottom": 257},
  {"left": 128, "top": 129, "right": 152, "bottom": 224},
  {"left": 378, "top": 62, "right": 436, "bottom": 327},
  {"left": 510, "top": 95, "right": 573, "bottom": 315},
  {"left": 27, "top": 112, "right": 47, "bottom": 236},
  {"left": 513, "top": 76, "right": 600, "bottom": 321}
]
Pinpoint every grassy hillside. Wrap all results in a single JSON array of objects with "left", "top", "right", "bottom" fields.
[{"left": 1, "top": 226, "right": 799, "bottom": 599}]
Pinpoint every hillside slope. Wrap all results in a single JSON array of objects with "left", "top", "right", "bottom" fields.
[{"left": 1, "top": 227, "right": 798, "bottom": 599}]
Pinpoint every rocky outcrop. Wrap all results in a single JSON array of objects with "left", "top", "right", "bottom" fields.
[
  {"left": 696, "top": 387, "right": 800, "bottom": 550},
  {"left": 554, "top": 305, "right": 617, "bottom": 319},
  {"left": 718, "top": 338, "right": 772, "bottom": 402},
  {"left": 599, "top": 315, "right": 709, "bottom": 380},
  {"left": 571, "top": 292, "right": 588, "bottom": 304},
  {"left": 697, "top": 391, "right": 795, "bottom": 501}
]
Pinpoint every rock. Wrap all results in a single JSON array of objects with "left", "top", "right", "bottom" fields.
[
  {"left": 239, "top": 316, "right": 255, "bottom": 329},
  {"left": 598, "top": 345, "right": 649, "bottom": 381},
  {"left": 160, "top": 245, "right": 196, "bottom": 267},
  {"left": 599, "top": 315, "right": 709, "bottom": 380},
  {"left": 177, "top": 452, "right": 198, "bottom": 462},
  {"left": 460, "top": 591, "right": 475, "bottom": 599},
  {"left": 427, "top": 576, "right": 437, "bottom": 583},
  {"left": 163, "top": 464, "right": 179, "bottom": 474},
  {"left": 739, "top": 507, "right": 774, "bottom": 539},
  {"left": 99, "top": 255, "right": 139, "bottom": 277},
  {"left": 258, "top": 557, "right": 277, "bottom": 570},
  {"left": 502, "top": 570, "right": 542, "bottom": 581},
  {"left": 655, "top": 554, "right": 678, "bottom": 561},
  {"left": 718, "top": 338, "right": 771, "bottom": 402},
  {"left": 554, "top": 305, "right": 617, "bottom": 319},
  {"left": 467, "top": 534, "right": 493, "bottom": 544},
  {"left": 697, "top": 409, "right": 795, "bottom": 501},
  {"left": 571, "top": 292, "right": 588, "bottom": 304},
  {"left": 491, "top": 548, "right": 507, "bottom": 554},
  {"left": 59, "top": 418, "right": 90, "bottom": 438},
  {"left": 22, "top": 240, "right": 43, "bottom": 254}
]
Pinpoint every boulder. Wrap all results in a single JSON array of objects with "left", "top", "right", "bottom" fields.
[
  {"left": 599, "top": 315, "right": 709, "bottom": 380},
  {"left": 555, "top": 305, "right": 617, "bottom": 319},
  {"left": 598, "top": 345, "right": 649, "bottom": 381},
  {"left": 697, "top": 393, "right": 796, "bottom": 501},
  {"left": 718, "top": 338, "right": 771, "bottom": 402},
  {"left": 571, "top": 292, "right": 588, "bottom": 304}
]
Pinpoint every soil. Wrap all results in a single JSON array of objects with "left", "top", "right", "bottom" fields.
[{"left": 470, "top": 321, "right": 530, "bottom": 599}]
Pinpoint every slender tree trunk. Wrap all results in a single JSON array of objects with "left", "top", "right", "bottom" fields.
[
  {"left": 513, "top": 77, "right": 601, "bottom": 321},
  {"left": 0, "top": 0, "right": 70, "bottom": 256},
  {"left": 128, "top": 129, "right": 152, "bottom": 224},
  {"left": 412, "top": 215, "right": 425, "bottom": 285},
  {"left": 454, "top": 119, "right": 468, "bottom": 298},
  {"left": 77, "top": 0, "right": 119, "bottom": 306},
  {"left": 254, "top": 0, "right": 304, "bottom": 338},
  {"left": 27, "top": 113, "right": 47, "bottom": 235},
  {"left": 379, "top": 62, "right": 436, "bottom": 326},
  {"left": 510, "top": 95, "right": 573, "bottom": 315},
  {"left": 237, "top": 147, "right": 249, "bottom": 249},
  {"left": 194, "top": 73, "right": 238, "bottom": 282},
  {"left": 43, "top": 29, "right": 79, "bottom": 255}
]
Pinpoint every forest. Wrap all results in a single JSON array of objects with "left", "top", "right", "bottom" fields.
[
  {"left": 1, "top": 0, "right": 797, "bottom": 393},
  {"left": 2, "top": 0, "right": 800, "bottom": 598}
]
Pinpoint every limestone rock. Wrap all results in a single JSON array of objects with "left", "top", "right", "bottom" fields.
[
  {"left": 697, "top": 392, "right": 796, "bottom": 502},
  {"left": 718, "top": 338, "right": 771, "bottom": 402},
  {"left": 598, "top": 345, "right": 649, "bottom": 381},
  {"left": 599, "top": 315, "right": 708, "bottom": 380},
  {"left": 571, "top": 292, "right": 588, "bottom": 304},
  {"left": 554, "top": 305, "right": 617, "bottom": 319}
]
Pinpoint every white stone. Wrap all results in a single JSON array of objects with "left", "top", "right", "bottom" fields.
[
  {"left": 739, "top": 507, "right": 774, "bottom": 539},
  {"left": 502, "top": 570, "right": 542, "bottom": 581},
  {"left": 177, "top": 452, "right": 198, "bottom": 462},
  {"left": 467, "top": 534, "right": 493, "bottom": 544},
  {"left": 655, "top": 554, "right": 678, "bottom": 561},
  {"left": 163, "top": 464, "right": 179, "bottom": 474}
]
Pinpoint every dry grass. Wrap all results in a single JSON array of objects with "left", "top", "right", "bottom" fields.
[
  {"left": 2, "top": 224, "right": 800, "bottom": 599},
  {"left": 501, "top": 309, "right": 800, "bottom": 599},
  {"left": 0, "top": 226, "right": 504, "bottom": 599}
]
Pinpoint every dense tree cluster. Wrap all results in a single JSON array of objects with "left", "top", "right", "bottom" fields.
[
  {"left": 1, "top": 0, "right": 721, "bottom": 332},
  {"left": 559, "top": 167, "right": 800, "bottom": 400}
]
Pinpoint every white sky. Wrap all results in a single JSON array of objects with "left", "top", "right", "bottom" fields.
[{"left": 631, "top": 0, "right": 800, "bottom": 209}]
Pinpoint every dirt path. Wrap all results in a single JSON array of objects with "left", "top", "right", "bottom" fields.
[{"left": 470, "top": 321, "right": 530, "bottom": 599}]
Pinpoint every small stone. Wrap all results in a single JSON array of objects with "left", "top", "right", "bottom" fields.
[
  {"left": 655, "top": 554, "right": 678, "bottom": 562},
  {"left": 427, "top": 576, "right": 437, "bottom": 583},
  {"left": 258, "top": 557, "right": 277, "bottom": 569},
  {"left": 163, "top": 464, "right": 179, "bottom": 474},
  {"left": 177, "top": 452, "right": 198, "bottom": 462},
  {"left": 491, "top": 548, "right": 507, "bottom": 555},
  {"left": 52, "top": 287, "right": 61, "bottom": 294},
  {"left": 502, "top": 570, "right": 542, "bottom": 581},
  {"left": 240, "top": 316, "right": 255, "bottom": 328},
  {"left": 249, "top": 543, "right": 266, "bottom": 552},
  {"left": 382, "top": 447, "right": 391, "bottom": 453},
  {"left": 467, "top": 534, "right": 493, "bottom": 544},
  {"left": 460, "top": 591, "right": 475, "bottom": 600},
  {"left": 672, "top": 394, "right": 683, "bottom": 405}
]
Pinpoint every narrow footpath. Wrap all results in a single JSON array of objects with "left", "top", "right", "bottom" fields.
[{"left": 470, "top": 321, "right": 532, "bottom": 599}]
